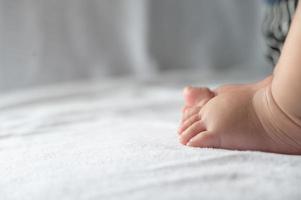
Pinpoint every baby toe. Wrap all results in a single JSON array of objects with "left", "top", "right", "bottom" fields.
[
  {"left": 186, "top": 131, "right": 221, "bottom": 148},
  {"left": 183, "top": 86, "right": 215, "bottom": 107},
  {"left": 182, "top": 106, "right": 201, "bottom": 123},
  {"left": 179, "top": 114, "right": 200, "bottom": 134},
  {"left": 179, "top": 120, "right": 206, "bottom": 145}
]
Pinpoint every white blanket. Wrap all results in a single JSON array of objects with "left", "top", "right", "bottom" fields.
[{"left": 0, "top": 75, "right": 301, "bottom": 200}]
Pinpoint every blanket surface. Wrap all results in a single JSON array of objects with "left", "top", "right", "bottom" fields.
[{"left": 0, "top": 74, "right": 300, "bottom": 200}]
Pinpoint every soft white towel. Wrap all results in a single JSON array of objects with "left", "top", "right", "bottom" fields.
[{"left": 0, "top": 75, "right": 300, "bottom": 200}]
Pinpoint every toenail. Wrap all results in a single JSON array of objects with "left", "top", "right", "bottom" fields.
[
  {"left": 177, "top": 127, "right": 182, "bottom": 134},
  {"left": 186, "top": 141, "right": 193, "bottom": 146},
  {"left": 184, "top": 86, "right": 193, "bottom": 93},
  {"left": 179, "top": 136, "right": 188, "bottom": 145}
]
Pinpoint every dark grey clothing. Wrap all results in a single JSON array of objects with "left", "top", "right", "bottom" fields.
[{"left": 263, "top": 0, "right": 299, "bottom": 65}]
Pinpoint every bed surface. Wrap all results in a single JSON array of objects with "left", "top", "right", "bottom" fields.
[{"left": 1, "top": 73, "right": 301, "bottom": 200}]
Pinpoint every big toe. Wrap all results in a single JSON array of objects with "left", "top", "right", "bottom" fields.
[
  {"left": 183, "top": 86, "right": 215, "bottom": 107},
  {"left": 187, "top": 131, "right": 221, "bottom": 148}
]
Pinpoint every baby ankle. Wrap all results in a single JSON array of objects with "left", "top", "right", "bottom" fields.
[{"left": 253, "top": 86, "right": 301, "bottom": 153}]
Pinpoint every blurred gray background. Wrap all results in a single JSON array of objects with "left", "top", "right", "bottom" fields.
[{"left": 0, "top": 0, "right": 270, "bottom": 92}]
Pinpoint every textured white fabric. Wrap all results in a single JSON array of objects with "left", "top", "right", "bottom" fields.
[
  {"left": 0, "top": 0, "right": 268, "bottom": 92},
  {"left": 0, "top": 73, "right": 300, "bottom": 200}
]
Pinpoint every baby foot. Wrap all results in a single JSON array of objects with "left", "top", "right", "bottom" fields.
[
  {"left": 178, "top": 76, "right": 301, "bottom": 155},
  {"left": 179, "top": 86, "right": 215, "bottom": 133},
  {"left": 179, "top": 77, "right": 271, "bottom": 135}
]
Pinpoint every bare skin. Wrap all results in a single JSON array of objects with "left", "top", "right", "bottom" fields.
[{"left": 178, "top": 3, "right": 301, "bottom": 155}]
